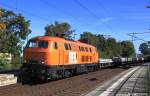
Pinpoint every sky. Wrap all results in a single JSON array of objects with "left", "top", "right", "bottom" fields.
[{"left": 0, "top": 0, "right": 150, "bottom": 54}]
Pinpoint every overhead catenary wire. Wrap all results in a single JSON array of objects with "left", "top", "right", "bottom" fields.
[
  {"left": 38, "top": 0, "right": 82, "bottom": 22},
  {"left": 128, "top": 32, "right": 150, "bottom": 35},
  {"left": 1, "top": 1, "right": 111, "bottom": 40},
  {"left": 95, "top": 0, "right": 112, "bottom": 16},
  {"left": 96, "top": 0, "right": 149, "bottom": 45},
  {"left": 127, "top": 33, "right": 149, "bottom": 43},
  {"left": 38, "top": 0, "right": 97, "bottom": 30},
  {"left": 0, "top": 2, "right": 50, "bottom": 22},
  {"left": 72, "top": 0, "right": 114, "bottom": 33},
  {"left": 2, "top": 1, "right": 113, "bottom": 36},
  {"left": 38, "top": 0, "right": 112, "bottom": 37}
]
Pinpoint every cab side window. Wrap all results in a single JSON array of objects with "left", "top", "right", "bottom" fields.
[
  {"left": 85, "top": 47, "right": 88, "bottom": 52},
  {"left": 64, "top": 43, "right": 71, "bottom": 50},
  {"left": 79, "top": 46, "right": 81, "bottom": 51},
  {"left": 69, "top": 44, "right": 72, "bottom": 50},
  {"left": 81, "top": 47, "right": 85, "bottom": 52},
  {"left": 89, "top": 48, "right": 92, "bottom": 52},
  {"left": 64, "top": 43, "right": 69, "bottom": 50},
  {"left": 53, "top": 42, "right": 58, "bottom": 49}
]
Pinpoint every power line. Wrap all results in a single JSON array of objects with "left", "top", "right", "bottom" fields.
[
  {"left": 38, "top": 0, "right": 95, "bottom": 35},
  {"left": 128, "top": 32, "right": 150, "bottom": 35},
  {"left": 38, "top": 0, "right": 79, "bottom": 21},
  {"left": 127, "top": 32, "right": 150, "bottom": 43},
  {"left": 95, "top": 0, "right": 111, "bottom": 16},
  {"left": 1, "top": 2, "right": 50, "bottom": 22},
  {"left": 38, "top": 0, "right": 91, "bottom": 28},
  {"left": 38, "top": 0, "right": 99, "bottom": 34},
  {"left": 2, "top": 1, "right": 112, "bottom": 37},
  {"left": 73, "top": 0, "right": 114, "bottom": 33},
  {"left": 38, "top": 0, "right": 111, "bottom": 36},
  {"left": 127, "top": 33, "right": 148, "bottom": 43},
  {"left": 127, "top": 32, "right": 150, "bottom": 56},
  {"left": 74, "top": 0, "right": 99, "bottom": 19}
]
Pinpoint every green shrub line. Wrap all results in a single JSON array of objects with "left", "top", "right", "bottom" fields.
[
  {"left": 0, "top": 56, "right": 11, "bottom": 70},
  {"left": 0, "top": 55, "right": 22, "bottom": 71}
]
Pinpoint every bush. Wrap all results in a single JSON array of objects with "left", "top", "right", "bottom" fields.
[
  {"left": 0, "top": 54, "right": 12, "bottom": 71},
  {"left": 11, "top": 56, "right": 22, "bottom": 69}
]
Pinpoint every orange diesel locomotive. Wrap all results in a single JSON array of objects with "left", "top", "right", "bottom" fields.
[{"left": 22, "top": 36, "right": 99, "bottom": 81}]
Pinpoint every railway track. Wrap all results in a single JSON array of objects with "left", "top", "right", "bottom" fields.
[
  {"left": 51, "top": 69, "right": 121, "bottom": 96},
  {"left": 0, "top": 68, "right": 126, "bottom": 96}
]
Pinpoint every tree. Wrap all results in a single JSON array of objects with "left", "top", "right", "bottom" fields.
[
  {"left": 45, "top": 21, "right": 75, "bottom": 39},
  {"left": 0, "top": 8, "right": 31, "bottom": 55},
  {"left": 0, "top": 54, "right": 11, "bottom": 70},
  {"left": 96, "top": 34, "right": 107, "bottom": 51},
  {"left": 79, "top": 32, "right": 135, "bottom": 58},
  {"left": 139, "top": 42, "right": 150, "bottom": 55},
  {"left": 0, "top": 8, "right": 31, "bottom": 69},
  {"left": 120, "top": 41, "right": 135, "bottom": 57},
  {"left": 79, "top": 32, "right": 97, "bottom": 45},
  {"left": 79, "top": 32, "right": 118, "bottom": 58}
]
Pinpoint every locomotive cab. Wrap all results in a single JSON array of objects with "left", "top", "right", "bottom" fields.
[{"left": 23, "top": 39, "right": 50, "bottom": 65}]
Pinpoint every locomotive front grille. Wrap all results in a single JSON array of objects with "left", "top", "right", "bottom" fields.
[{"left": 26, "top": 52, "right": 46, "bottom": 64}]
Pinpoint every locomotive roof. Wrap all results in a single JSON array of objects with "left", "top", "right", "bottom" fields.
[{"left": 30, "top": 36, "right": 95, "bottom": 48}]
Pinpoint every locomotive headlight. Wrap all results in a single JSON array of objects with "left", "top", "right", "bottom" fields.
[
  {"left": 23, "top": 60, "right": 27, "bottom": 63},
  {"left": 41, "top": 61, "right": 45, "bottom": 64}
]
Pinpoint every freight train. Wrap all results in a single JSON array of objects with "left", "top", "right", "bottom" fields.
[
  {"left": 22, "top": 36, "right": 99, "bottom": 82},
  {"left": 112, "top": 57, "right": 143, "bottom": 67},
  {"left": 21, "top": 36, "right": 144, "bottom": 82}
]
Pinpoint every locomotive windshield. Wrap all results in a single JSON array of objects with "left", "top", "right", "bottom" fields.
[{"left": 26, "top": 40, "right": 48, "bottom": 48}]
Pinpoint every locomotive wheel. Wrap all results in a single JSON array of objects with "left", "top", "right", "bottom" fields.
[{"left": 64, "top": 70, "right": 71, "bottom": 77}]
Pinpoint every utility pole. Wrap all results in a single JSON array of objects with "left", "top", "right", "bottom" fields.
[
  {"left": 132, "top": 32, "right": 136, "bottom": 57},
  {"left": 127, "top": 32, "right": 150, "bottom": 43},
  {"left": 131, "top": 32, "right": 135, "bottom": 43},
  {"left": 127, "top": 32, "right": 150, "bottom": 57},
  {"left": 127, "top": 32, "right": 136, "bottom": 57}
]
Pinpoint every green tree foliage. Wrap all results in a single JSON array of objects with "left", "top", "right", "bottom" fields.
[
  {"left": 139, "top": 42, "right": 150, "bottom": 55},
  {"left": 80, "top": 32, "right": 97, "bottom": 45},
  {"left": 0, "top": 8, "right": 31, "bottom": 55},
  {"left": 79, "top": 32, "right": 135, "bottom": 58},
  {"left": 0, "top": 54, "right": 11, "bottom": 70},
  {"left": 45, "top": 21, "right": 75, "bottom": 39},
  {"left": 121, "top": 41, "right": 135, "bottom": 57},
  {"left": 0, "top": 8, "right": 31, "bottom": 69}
]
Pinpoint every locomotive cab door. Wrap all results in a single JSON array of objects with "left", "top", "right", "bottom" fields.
[
  {"left": 58, "top": 42, "right": 64, "bottom": 65},
  {"left": 51, "top": 42, "right": 59, "bottom": 65}
]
